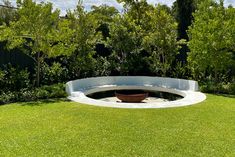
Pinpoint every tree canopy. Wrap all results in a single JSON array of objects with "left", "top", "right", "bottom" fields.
[
  {"left": 188, "top": 0, "right": 235, "bottom": 82},
  {"left": 0, "top": 0, "right": 234, "bottom": 93},
  {"left": 0, "top": 0, "right": 67, "bottom": 86}
]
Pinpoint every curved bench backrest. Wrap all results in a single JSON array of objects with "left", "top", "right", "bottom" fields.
[{"left": 66, "top": 76, "right": 199, "bottom": 96}]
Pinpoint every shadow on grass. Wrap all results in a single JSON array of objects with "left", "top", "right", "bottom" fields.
[
  {"left": 215, "top": 94, "right": 235, "bottom": 99},
  {"left": 20, "top": 98, "right": 71, "bottom": 106}
]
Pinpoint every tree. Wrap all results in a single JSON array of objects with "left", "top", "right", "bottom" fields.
[
  {"left": 173, "top": 0, "right": 196, "bottom": 40},
  {"left": 0, "top": 0, "right": 17, "bottom": 26},
  {"left": 108, "top": 2, "right": 178, "bottom": 76},
  {"left": 117, "top": 0, "right": 153, "bottom": 26},
  {"left": 107, "top": 0, "right": 154, "bottom": 75},
  {"left": 65, "top": 1, "right": 102, "bottom": 78},
  {"left": 0, "top": 0, "right": 70, "bottom": 87},
  {"left": 88, "top": 5, "right": 119, "bottom": 76},
  {"left": 108, "top": 14, "right": 144, "bottom": 75},
  {"left": 90, "top": 5, "right": 118, "bottom": 39},
  {"left": 90, "top": 5, "right": 118, "bottom": 23},
  {"left": 143, "top": 5, "right": 179, "bottom": 76},
  {"left": 172, "top": 0, "right": 197, "bottom": 63},
  {"left": 188, "top": 0, "right": 235, "bottom": 83}
]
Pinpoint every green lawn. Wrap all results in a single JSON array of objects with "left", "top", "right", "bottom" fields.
[{"left": 0, "top": 94, "right": 234, "bottom": 157}]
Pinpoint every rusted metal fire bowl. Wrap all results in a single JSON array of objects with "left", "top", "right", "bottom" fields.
[{"left": 115, "top": 91, "right": 148, "bottom": 103}]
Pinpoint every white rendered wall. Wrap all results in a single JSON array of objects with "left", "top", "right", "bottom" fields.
[{"left": 66, "top": 76, "right": 205, "bottom": 109}]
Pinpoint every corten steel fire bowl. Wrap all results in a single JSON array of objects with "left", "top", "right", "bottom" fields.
[{"left": 115, "top": 90, "right": 149, "bottom": 103}]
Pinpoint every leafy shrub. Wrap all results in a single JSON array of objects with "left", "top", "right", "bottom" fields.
[
  {"left": 0, "top": 70, "right": 5, "bottom": 94},
  {"left": 0, "top": 64, "right": 30, "bottom": 92},
  {"left": 200, "top": 81, "right": 235, "bottom": 95},
  {"left": 171, "top": 62, "right": 190, "bottom": 79},
  {"left": 225, "top": 82, "right": 235, "bottom": 95},
  {"left": 0, "top": 83, "right": 67, "bottom": 105},
  {"left": 94, "top": 57, "right": 111, "bottom": 76},
  {"left": 0, "top": 92, "right": 16, "bottom": 105},
  {"left": 20, "top": 89, "right": 37, "bottom": 102},
  {"left": 38, "top": 83, "right": 67, "bottom": 98},
  {"left": 0, "top": 70, "right": 4, "bottom": 81},
  {"left": 41, "top": 62, "right": 68, "bottom": 85}
]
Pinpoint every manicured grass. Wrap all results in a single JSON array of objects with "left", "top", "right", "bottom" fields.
[{"left": 0, "top": 94, "right": 234, "bottom": 157}]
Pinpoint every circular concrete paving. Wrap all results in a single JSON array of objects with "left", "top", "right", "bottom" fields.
[{"left": 66, "top": 76, "right": 206, "bottom": 109}]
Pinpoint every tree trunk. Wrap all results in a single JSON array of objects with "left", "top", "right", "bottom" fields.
[
  {"left": 214, "top": 69, "right": 218, "bottom": 93},
  {"left": 36, "top": 52, "right": 40, "bottom": 87}
]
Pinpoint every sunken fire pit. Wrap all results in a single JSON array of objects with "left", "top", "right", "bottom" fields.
[
  {"left": 66, "top": 76, "right": 206, "bottom": 108},
  {"left": 115, "top": 90, "right": 149, "bottom": 103}
]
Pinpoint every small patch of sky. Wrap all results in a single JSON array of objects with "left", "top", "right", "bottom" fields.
[{"left": 1, "top": 0, "right": 235, "bottom": 16}]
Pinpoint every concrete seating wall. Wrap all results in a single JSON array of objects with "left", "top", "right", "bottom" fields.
[{"left": 66, "top": 76, "right": 199, "bottom": 96}]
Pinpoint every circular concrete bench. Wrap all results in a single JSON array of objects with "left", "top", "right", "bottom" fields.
[{"left": 66, "top": 76, "right": 206, "bottom": 109}]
